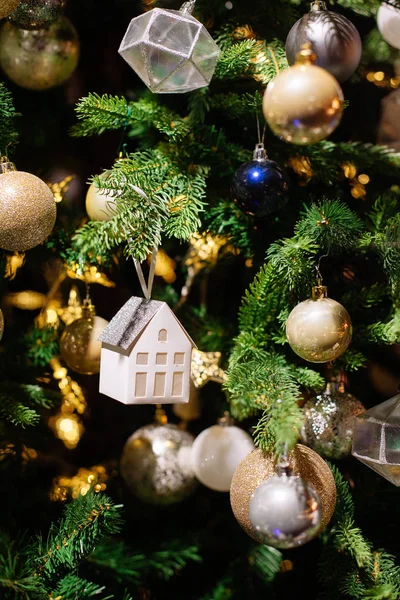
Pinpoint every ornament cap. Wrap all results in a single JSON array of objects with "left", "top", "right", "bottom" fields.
[
  {"left": 253, "top": 142, "right": 268, "bottom": 161},
  {"left": 295, "top": 42, "right": 317, "bottom": 66},
  {"left": 312, "top": 285, "right": 328, "bottom": 300},
  {"left": 180, "top": 1, "right": 196, "bottom": 14},
  {"left": 0, "top": 156, "right": 16, "bottom": 173},
  {"left": 218, "top": 411, "right": 235, "bottom": 427},
  {"left": 310, "top": 0, "right": 327, "bottom": 11},
  {"left": 81, "top": 298, "right": 96, "bottom": 317},
  {"left": 155, "top": 404, "right": 168, "bottom": 425}
]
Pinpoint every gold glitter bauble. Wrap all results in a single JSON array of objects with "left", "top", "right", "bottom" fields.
[
  {"left": 0, "top": 308, "right": 4, "bottom": 341},
  {"left": 0, "top": 17, "right": 79, "bottom": 90},
  {"left": 9, "top": 0, "right": 66, "bottom": 30},
  {"left": 121, "top": 423, "right": 197, "bottom": 505},
  {"left": 0, "top": 170, "right": 56, "bottom": 251},
  {"left": 0, "top": 0, "right": 20, "bottom": 19},
  {"left": 263, "top": 46, "right": 343, "bottom": 145},
  {"left": 60, "top": 312, "right": 108, "bottom": 375},
  {"left": 230, "top": 444, "right": 336, "bottom": 543},
  {"left": 286, "top": 286, "right": 352, "bottom": 363}
]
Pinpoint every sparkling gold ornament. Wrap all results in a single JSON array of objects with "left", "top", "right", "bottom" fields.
[
  {"left": 0, "top": 158, "right": 56, "bottom": 252},
  {"left": 0, "top": 308, "right": 4, "bottom": 341},
  {"left": 263, "top": 43, "right": 343, "bottom": 145},
  {"left": 121, "top": 421, "right": 197, "bottom": 505},
  {"left": 60, "top": 301, "right": 108, "bottom": 375},
  {"left": 85, "top": 174, "right": 117, "bottom": 221},
  {"left": 0, "top": 17, "right": 79, "bottom": 90},
  {"left": 191, "top": 348, "right": 226, "bottom": 388},
  {"left": 9, "top": 0, "right": 66, "bottom": 30},
  {"left": 0, "top": 0, "right": 20, "bottom": 19},
  {"left": 230, "top": 444, "right": 336, "bottom": 543},
  {"left": 286, "top": 284, "right": 352, "bottom": 363}
]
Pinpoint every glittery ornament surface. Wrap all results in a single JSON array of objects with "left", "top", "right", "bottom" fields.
[
  {"left": 286, "top": 296, "right": 352, "bottom": 363},
  {"left": 191, "top": 348, "right": 226, "bottom": 388},
  {"left": 9, "top": 0, "right": 66, "bottom": 30},
  {"left": 0, "top": 171, "right": 56, "bottom": 251},
  {"left": 0, "top": 17, "right": 79, "bottom": 90},
  {"left": 302, "top": 387, "right": 365, "bottom": 459},
  {"left": 121, "top": 423, "right": 197, "bottom": 505},
  {"left": 60, "top": 314, "right": 108, "bottom": 375},
  {"left": 0, "top": 308, "right": 4, "bottom": 341},
  {"left": 230, "top": 444, "right": 336, "bottom": 543},
  {"left": 0, "top": 0, "right": 20, "bottom": 19}
]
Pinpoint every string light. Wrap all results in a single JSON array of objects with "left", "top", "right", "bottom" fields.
[
  {"left": 150, "top": 248, "right": 177, "bottom": 283},
  {"left": 340, "top": 162, "right": 370, "bottom": 199},
  {"left": 47, "top": 175, "right": 75, "bottom": 203},
  {"left": 67, "top": 263, "right": 115, "bottom": 288},
  {"left": 365, "top": 69, "right": 400, "bottom": 89},
  {"left": 50, "top": 465, "right": 109, "bottom": 501}
]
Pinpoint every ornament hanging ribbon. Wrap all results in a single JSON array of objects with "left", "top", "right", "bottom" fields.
[{"left": 129, "top": 184, "right": 159, "bottom": 301}]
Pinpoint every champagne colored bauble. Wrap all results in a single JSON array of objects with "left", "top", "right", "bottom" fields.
[
  {"left": 286, "top": 285, "right": 352, "bottom": 363},
  {"left": 301, "top": 382, "right": 365, "bottom": 460},
  {"left": 60, "top": 308, "right": 108, "bottom": 375},
  {"left": 377, "top": 2, "right": 400, "bottom": 50},
  {"left": 0, "top": 168, "right": 56, "bottom": 251},
  {"left": 263, "top": 45, "right": 343, "bottom": 145},
  {"left": 9, "top": 0, "right": 66, "bottom": 30},
  {"left": 0, "top": 0, "right": 20, "bottom": 19},
  {"left": 249, "top": 472, "right": 321, "bottom": 548},
  {"left": 0, "top": 308, "right": 4, "bottom": 341},
  {"left": 0, "top": 17, "right": 79, "bottom": 90},
  {"left": 286, "top": 2, "right": 362, "bottom": 82},
  {"left": 121, "top": 423, "right": 197, "bottom": 505},
  {"left": 191, "top": 418, "right": 255, "bottom": 492},
  {"left": 230, "top": 444, "right": 336, "bottom": 543},
  {"left": 85, "top": 174, "right": 117, "bottom": 222}
]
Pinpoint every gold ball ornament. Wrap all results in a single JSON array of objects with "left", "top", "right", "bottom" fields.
[
  {"left": 0, "top": 17, "right": 79, "bottom": 91},
  {"left": 230, "top": 444, "right": 336, "bottom": 544},
  {"left": 0, "top": 159, "right": 56, "bottom": 252},
  {"left": 60, "top": 303, "right": 108, "bottom": 375},
  {"left": 263, "top": 43, "right": 343, "bottom": 145},
  {"left": 0, "top": 308, "right": 4, "bottom": 341},
  {"left": 0, "top": 0, "right": 20, "bottom": 19},
  {"left": 286, "top": 284, "right": 352, "bottom": 363},
  {"left": 85, "top": 174, "right": 117, "bottom": 222}
]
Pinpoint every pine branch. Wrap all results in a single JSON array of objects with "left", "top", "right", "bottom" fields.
[
  {"left": 0, "top": 83, "right": 19, "bottom": 155},
  {"left": 32, "top": 493, "right": 123, "bottom": 586},
  {"left": 50, "top": 575, "right": 113, "bottom": 600},
  {"left": 25, "top": 326, "right": 59, "bottom": 367},
  {"left": 0, "top": 533, "right": 46, "bottom": 600},
  {"left": 215, "top": 39, "right": 288, "bottom": 84},
  {"left": 89, "top": 539, "right": 202, "bottom": 585},
  {"left": 0, "top": 383, "right": 58, "bottom": 428},
  {"left": 248, "top": 544, "right": 282, "bottom": 583}
]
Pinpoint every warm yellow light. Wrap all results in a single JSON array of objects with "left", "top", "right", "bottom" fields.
[
  {"left": 374, "top": 71, "right": 385, "bottom": 82},
  {"left": 366, "top": 72, "right": 375, "bottom": 82},
  {"left": 358, "top": 174, "right": 370, "bottom": 185}
]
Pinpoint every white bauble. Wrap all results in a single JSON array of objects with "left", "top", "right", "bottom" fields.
[
  {"left": 377, "top": 3, "right": 400, "bottom": 50},
  {"left": 85, "top": 174, "right": 117, "bottom": 221},
  {"left": 191, "top": 423, "right": 255, "bottom": 492}
]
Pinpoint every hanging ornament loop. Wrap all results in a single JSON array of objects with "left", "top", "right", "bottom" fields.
[
  {"left": 180, "top": 1, "right": 196, "bottom": 14},
  {"left": 0, "top": 155, "right": 16, "bottom": 174}
]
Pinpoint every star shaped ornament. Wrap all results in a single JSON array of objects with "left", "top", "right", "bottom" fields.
[{"left": 191, "top": 349, "right": 226, "bottom": 389}]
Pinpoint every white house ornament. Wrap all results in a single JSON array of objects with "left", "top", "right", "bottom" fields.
[
  {"left": 0, "top": 157, "right": 56, "bottom": 252},
  {"left": 263, "top": 42, "right": 343, "bottom": 145},
  {"left": 286, "top": 283, "right": 352, "bottom": 363},
  {"left": 352, "top": 393, "right": 400, "bottom": 486},
  {"left": 191, "top": 413, "right": 255, "bottom": 492},
  {"left": 377, "top": 2, "right": 400, "bottom": 50},
  {"left": 118, "top": 1, "right": 221, "bottom": 93},
  {"left": 99, "top": 296, "right": 196, "bottom": 405},
  {"left": 120, "top": 421, "right": 197, "bottom": 505},
  {"left": 285, "top": 1, "right": 362, "bottom": 83}
]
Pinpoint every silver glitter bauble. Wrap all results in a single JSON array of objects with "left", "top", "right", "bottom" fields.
[
  {"left": 249, "top": 472, "right": 321, "bottom": 549},
  {"left": 121, "top": 423, "right": 197, "bottom": 505},
  {"left": 301, "top": 383, "right": 365, "bottom": 460},
  {"left": 285, "top": 1, "right": 362, "bottom": 82}
]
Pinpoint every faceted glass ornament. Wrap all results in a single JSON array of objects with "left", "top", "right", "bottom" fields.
[
  {"left": 118, "top": 2, "right": 221, "bottom": 93},
  {"left": 352, "top": 394, "right": 400, "bottom": 486}
]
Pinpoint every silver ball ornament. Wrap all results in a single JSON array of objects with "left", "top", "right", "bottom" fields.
[
  {"left": 286, "top": 3, "right": 362, "bottom": 82},
  {"left": 301, "top": 383, "right": 365, "bottom": 460},
  {"left": 121, "top": 423, "right": 197, "bottom": 505},
  {"left": 249, "top": 472, "right": 321, "bottom": 549},
  {"left": 377, "top": 2, "right": 400, "bottom": 50}
]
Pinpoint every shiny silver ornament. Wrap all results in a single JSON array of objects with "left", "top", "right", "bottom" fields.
[
  {"left": 249, "top": 463, "right": 321, "bottom": 549},
  {"left": 285, "top": 1, "right": 362, "bottom": 83},
  {"left": 120, "top": 422, "right": 197, "bottom": 505},
  {"left": 301, "top": 382, "right": 365, "bottom": 460}
]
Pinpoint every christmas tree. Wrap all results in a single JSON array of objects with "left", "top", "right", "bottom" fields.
[{"left": 1, "top": 0, "right": 400, "bottom": 598}]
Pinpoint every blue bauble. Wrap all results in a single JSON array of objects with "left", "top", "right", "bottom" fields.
[{"left": 231, "top": 144, "right": 289, "bottom": 218}]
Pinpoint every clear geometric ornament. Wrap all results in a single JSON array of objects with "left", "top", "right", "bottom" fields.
[
  {"left": 118, "top": 1, "right": 221, "bottom": 93},
  {"left": 352, "top": 393, "right": 400, "bottom": 486}
]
